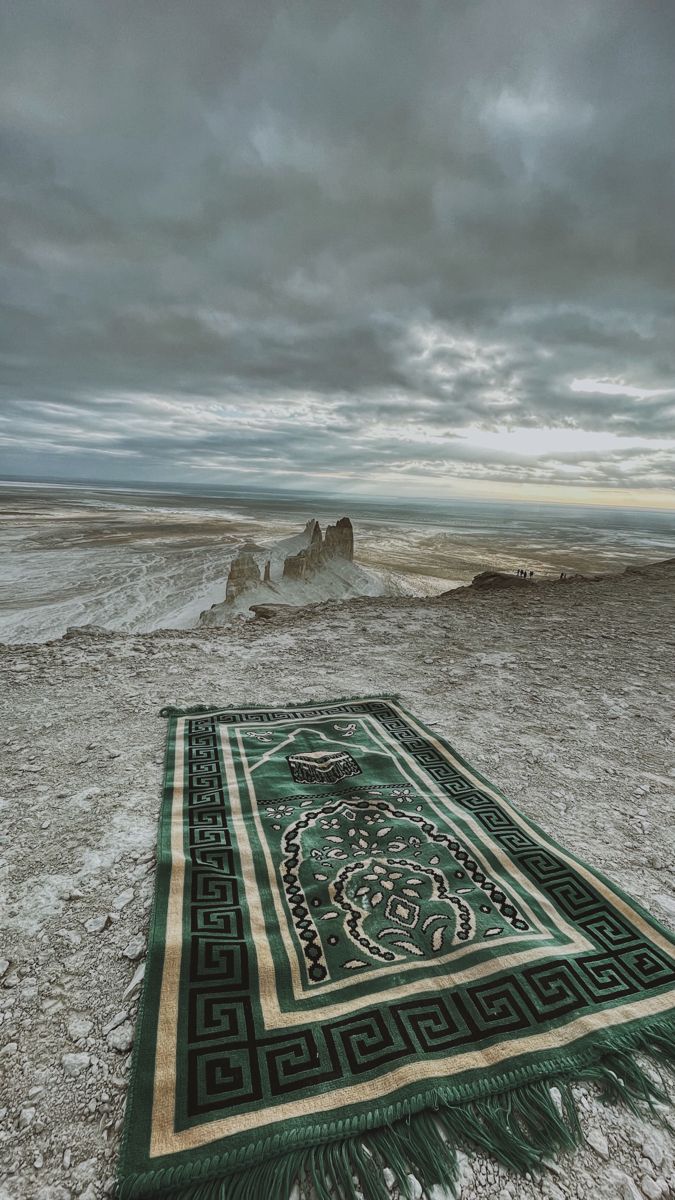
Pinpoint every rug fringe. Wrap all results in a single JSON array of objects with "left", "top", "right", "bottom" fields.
[
  {"left": 118, "top": 1016, "right": 675, "bottom": 1198},
  {"left": 159, "top": 695, "right": 402, "bottom": 718}
]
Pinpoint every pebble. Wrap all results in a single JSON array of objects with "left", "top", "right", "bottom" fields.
[
  {"left": 106, "top": 1021, "right": 134, "bottom": 1052},
  {"left": 58, "top": 929, "right": 82, "bottom": 946},
  {"left": 18, "top": 1105, "right": 36, "bottom": 1128},
  {"left": 61, "top": 1051, "right": 91, "bottom": 1077},
  {"left": 0, "top": 959, "right": 9, "bottom": 977},
  {"left": 640, "top": 1177, "right": 664, "bottom": 1200},
  {"left": 123, "top": 961, "right": 145, "bottom": 998},
  {"left": 655, "top": 894, "right": 675, "bottom": 917},
  {"left": 36, "top": 1187, "right": 72, "bottom": 1200},
  {"left": 586, "top": 1128, "right": 610, "bottom": 1160},
  {"left": 113, "top": 888, "right": 134, "bottom": 911},
  {"left": 642, "top": 1132, "right": 665, "bottom": 1169},
  {"left": 543, "top": 1182, "right": 565, "bottom": 1200},
  {"left": 71, "top": 1157, "right": 98, "bottom": 1187},
  {"left": 102, "top": 1009, "right": 128, "bottom": 1036},
  {"left": 0, "top": 1041, "right": 18, "bottom": 1056},
  {"left": 122, "top": 933, "right": 145, "bottom": 960},
  {"left": 608, "top": 1171, "right": 643, "bottom": 1200},
  {"left": 67, "top": 1013, "right": 93, "bottom": 1041},
  {"left": 84, "top": 914, "right": 109, "bottom": 934}
]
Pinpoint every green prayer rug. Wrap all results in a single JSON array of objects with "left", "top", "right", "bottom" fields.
[{"left": 118, "top": 696, "right": 675, "bottom": 1199}]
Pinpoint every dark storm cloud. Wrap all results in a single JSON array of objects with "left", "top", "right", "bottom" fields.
[{"left": 1, "top": 0, "right": 674, "bottom": 494}]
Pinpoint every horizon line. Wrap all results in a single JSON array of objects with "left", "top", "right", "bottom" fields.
[{"left": 1, "top": 472, "right": 674, "bottom": 516}]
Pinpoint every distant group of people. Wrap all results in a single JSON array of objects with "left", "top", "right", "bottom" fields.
[
  {"left": 515, "top": 568, "right": 533, "bottom": 578},
  {"left": 559, "top": 571, "right": 569, "bottom": 579}
]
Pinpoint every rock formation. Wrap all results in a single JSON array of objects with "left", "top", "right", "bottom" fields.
[
  {"left": 283, "top": 517, "right": 353, "bottom": 583},
  {"left": 324, "top": 517, "right": 354, "bottom": 561},
  {"left": 225, "top": 546, "right": 261, "bottom": 600},
  {"left": 225, "top": 517, "right": 355, "bottom": 599},
  {"left": 283, "top": 521, "right": 320, "bottom": 581},
  {"left": 282, "top": 551, "right": 310, "bottom": 582},
  {"left": 469, "top": 570, "right": 534, "bottom": 591}
]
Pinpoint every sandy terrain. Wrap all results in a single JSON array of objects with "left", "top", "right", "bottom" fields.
[{"left": 1, "top": 561, "right": 674, "bottom": 1200}]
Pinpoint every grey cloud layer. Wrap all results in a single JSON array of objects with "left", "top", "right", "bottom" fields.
[{"left": 1, "top": 0, "right": 674, "bottom": 491}]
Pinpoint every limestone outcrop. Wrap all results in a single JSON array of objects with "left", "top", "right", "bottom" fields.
[
  {"left": 324, "top": 517, "right": 354, "bottom": 561},
  {"left": 224, "top": 517, "right": 354, "bottom": 601},
  {"left": 225, "top": 547, "right": 261, "bottom": 600},
  {"left": 282, "top": 517, "right": 353, "bottom": 582}
]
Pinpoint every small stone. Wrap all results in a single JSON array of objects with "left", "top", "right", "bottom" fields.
[
  {"left": 655, "top": 894, "right": 675, "bottom": 918},
  {"left": 106, "top": 1021, "right": 133, "bottom": 1052},
  {"left": 641, "top": 1177, "right": 663, "bottom": 1200},
  {"left": 103, "top": 1010, "right": 128, "bottom": 1035},
  {"left": 0, "top": 959, "right": 9, "bottom": 977},
  {"left": 84, "top": 914, "right": 109, "bottom": 934},
  {"left": 18, "top": 1106, "right": 36, "bottom": 1128},
  {"left": 543, "top": 1182, "right": 565, "bottom": 1200},
  {"left": 122, "top": 934, "right": 145, "bottom": 961},
  {"left": 67, "top": 1013, "right": 93, "bottom": 1041},
  {"left": 586, "top": 1128, "right": 610, "bottom": 1160},
  {"left": 123, "top": 962, "right": 145, "bottom": 999},
  {"left": 113, "top": 888, "right": 134, "bottom": 911},
  {"left": 642, "top": 1132, "right": 665, "bottom": 1169},
  {"left": 63, "top": 1148, "right": 72, "bottom": 1168},
  {"left": 34, "top": 1151, "right": 44, "bottom": 1168},
  {"left": 609, "top": 1171, "right": 643, "bottom": 1200},
  {"left": 62, "top": 1051, "right": 91, "bottom": 1077},
  {"left": 71, "top": 1158, "right": 98, "bottom": 1188},
  {"left": 406, "top": 1175, "right": 423, "bottom": 1200},
  {"left": 36, "top": 1187, "right": 72, "bottom": 1200},
  {"left": 58, "top": 929, "right": 82, "bottom": 946},
  {"left": 0, "top": 1041, "right": 18, "bottom": 1056}
]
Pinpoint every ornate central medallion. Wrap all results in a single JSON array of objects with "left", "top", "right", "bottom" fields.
[{"left": 276, "top": 791, "right": 530, "bottom": 984}]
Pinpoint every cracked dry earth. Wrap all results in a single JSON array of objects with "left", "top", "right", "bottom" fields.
[{"left": 1, "top": 560, "right": 674, "bottom": 1200}]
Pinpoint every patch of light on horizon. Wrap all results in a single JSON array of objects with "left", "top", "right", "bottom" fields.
[
  {"left": 459, "top": 425, "right": 675, "bottom": 459},
  {"left": 569, "top": 378, "right": 674, "bottom": 399}
]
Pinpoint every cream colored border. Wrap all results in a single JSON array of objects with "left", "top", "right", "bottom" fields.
[
  {"left": 149, "top": 704, "right": 675, "bottom": 1157},
  {"left": 151, "top": 717, "right": 187, "bottom": 1158}
]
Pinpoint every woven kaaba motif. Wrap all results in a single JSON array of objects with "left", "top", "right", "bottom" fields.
[
  {"left": 286, "top": 748, "right": 361, "bottom": 784},
  {"left": 119, "top": 696, "right": 675, "bottom": 1200}
]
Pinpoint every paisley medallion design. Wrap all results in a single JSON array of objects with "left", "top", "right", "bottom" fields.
[{"left": 279, "top": 792, "right": 530, "bottom": 983}]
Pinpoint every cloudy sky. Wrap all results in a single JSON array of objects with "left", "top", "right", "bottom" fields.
[{"left": 1, "top": 1, "right": 674, "bottom": 506}]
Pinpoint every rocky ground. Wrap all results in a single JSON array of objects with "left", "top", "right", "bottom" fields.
[{"left": 1, "top": 560, "right": 674, "bottom": 1200}]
